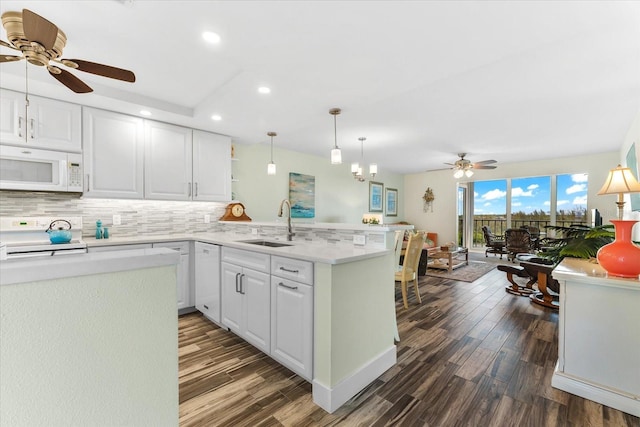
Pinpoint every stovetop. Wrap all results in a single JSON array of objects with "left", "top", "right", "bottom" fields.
[{"left": 0, "top": 216, "right": 86, "bottom": 255}]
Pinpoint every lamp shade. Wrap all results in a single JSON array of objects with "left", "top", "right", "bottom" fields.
[{"left": 597, "top": 165, "right": 640, "bottom": 195}]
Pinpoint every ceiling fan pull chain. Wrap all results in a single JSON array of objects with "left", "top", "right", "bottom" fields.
[{"left": 24, "top": 59, "right": 29, "bottom": 143}]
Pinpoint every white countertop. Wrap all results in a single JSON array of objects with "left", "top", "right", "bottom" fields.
[
  {"left": 553, "top": 257, "right": 640, "bottom": 290},
  {"left": 0, "top": 248, "right": 180, "bottom": 286},
  {"left": 85, "top": 232, "right": 390, "bottom": 265},
  {"left": 219, "top": 221, "right": 414, "bottom": 232}
]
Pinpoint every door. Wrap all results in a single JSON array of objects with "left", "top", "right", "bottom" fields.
[
  {"left": 83, "top": 107, "right": 144, "bottom": 198},
  {"left": 221, "top": 262, "right": 243, "bottom": 334},
  {"left": 243, "top": 269, "right": 271, "bottom": 353},
  {"left": 194, "top": 242, "right": 221, "bottom": 323},
  {"left": 271, "top": 277, "right": 313, "bottom": 380},
  {"left": 192, "top": 130, "right": 231, "bottom": 201},
  {"left": 144, "top": 121, "right": 192, "bottom": 200},
  {"left": 457, "top": 183, "right": 473, "bottom": 248}
]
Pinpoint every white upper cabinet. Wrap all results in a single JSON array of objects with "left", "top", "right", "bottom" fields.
[
  {"left": 144, "top": 121, "right": 193, "bottom": 201},
  {"left": 192, "top": 130, "right": 231, "bottom": 202},
  {"left": 0, "top": 88, "right": 81, "bottom": 152},
  {"left": 82, "top": 107, "right": 144, "bottom": 199}
]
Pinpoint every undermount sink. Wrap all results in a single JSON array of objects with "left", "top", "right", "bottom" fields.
[{"left": 238, "top": 239, "right": 293, "bottom": 248}]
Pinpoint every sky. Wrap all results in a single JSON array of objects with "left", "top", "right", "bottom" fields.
[{"left": 473, "top": 174, "right": 589, "bottom": 215}]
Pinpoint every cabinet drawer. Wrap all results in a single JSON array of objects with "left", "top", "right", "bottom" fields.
[
  {"left": 221, "top": 247, "right": 270, "bottom": 273},
  {"left": 271, "top": 256, "right": 313, "bottom": 285},
  {"left": 152, "top": 241, "right": 190, "bottom": 254},
  {"left": 89, "top": 243, "right": 152, "bottom": 252}
]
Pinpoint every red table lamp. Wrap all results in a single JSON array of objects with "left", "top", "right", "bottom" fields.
[{"left": 596, "top": 164, "right": 640, "bottom": 278}]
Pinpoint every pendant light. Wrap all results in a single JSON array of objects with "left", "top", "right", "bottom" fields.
[
  {"left": 351, "top": 137, "right": 377, "bottom": 181},
  {"left": 329, "top": 108, "right": 342, "bottom": 164},
  {"left": 267, "top": 132, "right": 277, "bottom": 175}
]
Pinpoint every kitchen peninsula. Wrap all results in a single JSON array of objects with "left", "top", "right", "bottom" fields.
[{"left": 51, "top": 222, "right": 410, "bottom": 413}]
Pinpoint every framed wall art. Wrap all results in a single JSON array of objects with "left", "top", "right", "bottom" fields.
[
  {"left": 369, "top": 181, "right": 383, "bottom": 212},
  {"left": 289, "top": 172, "right": 315, "bottom": 218},
  {"left": 626, "top": 142, "right": 640, "bottom": 211},
  {"left": 385, "top": 187, "right": 398, "bottom": 216}
]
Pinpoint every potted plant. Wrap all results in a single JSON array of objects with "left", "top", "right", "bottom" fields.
[{"left": 538, "top": 224, "right": 615, "bottom": 264}]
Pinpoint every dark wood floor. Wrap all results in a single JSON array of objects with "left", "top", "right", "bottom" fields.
[{"left": 178, "top": 260, "right": 640, "bottom": 427}]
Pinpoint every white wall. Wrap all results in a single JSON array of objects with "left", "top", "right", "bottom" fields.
[
  {"left": 619, "top": 110, "right": 640, "bottom": 240},
  {"left": 232, "top": 143, "right": 405, "bottom": 224},
  {"left": 404, "top": 151, "right": 620, "bottom": 244}
]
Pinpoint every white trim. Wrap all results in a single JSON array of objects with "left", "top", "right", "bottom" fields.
[
  {"left": 552, "top": 363, "right": 640, "bottom": 417},
  {"left": 312, "top": 345, "right": 396, "bottom": 413}
]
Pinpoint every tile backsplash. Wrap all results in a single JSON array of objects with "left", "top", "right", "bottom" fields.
[{"left": 0, "top": 191, "right": 227, "bottom": 237}]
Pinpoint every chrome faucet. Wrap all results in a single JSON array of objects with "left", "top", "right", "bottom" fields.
[{"left": 278, "top": 199, "right": 295, "bottom": 241}]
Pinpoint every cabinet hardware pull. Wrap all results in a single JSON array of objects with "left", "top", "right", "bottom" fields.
[
  {"left": 279, "top": 267, "right": 299, "bottom": 273},
  {"left": 195, "top": 182, "right": 198, "bottom": 197},
  {"left": 239, "top": 273, "right": 245, "bottom": 294},
  {"left": 29, "top": 118, "right": 35, "bottom": 139},
  {"left": 278, "top": 282, "right": 298, "bottom": 290},
  {"left": 203, "top": 249, "right": 209, "bottom": 254},
  {"left": 18, "top": 116, "right": 23, "bottom": 137},
  {"left": 235, "top": 272, "right": 241, "bottom": 293},
  {"left": 188, "top": 182, "right": 192, "bottom": 197},
  {"left": 85, "top": 174, "right": 90, "bottom": 192},
  {"left": 203, "top": 304, "right": 209, "bottom": 310}
]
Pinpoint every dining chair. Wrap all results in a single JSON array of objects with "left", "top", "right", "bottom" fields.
[
  {"left": 393, "top": 230, "right": 404, "bottom": 272},
  {"left": 395, "top": 232, "right": 425, "bottom": 309}
]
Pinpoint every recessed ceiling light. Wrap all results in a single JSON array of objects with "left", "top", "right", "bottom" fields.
[
  {"left": 211, "top": 114, "right": 222, "bottom": 121},
  {"left": 258, "top": 86, "right": 271, "bottom": 94},
  {"left": 140, "top": 110, "right": 151, "bottom": 116},
  {"left": 202, "top": 31, "right": 221, "bottom": 44}
]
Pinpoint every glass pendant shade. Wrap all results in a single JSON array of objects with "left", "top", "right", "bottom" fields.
[
  {"left": 465, "top": 169, "right": 474, "bottom": 178},
  {"left": 267, "top": 162, "right": 276, "bottom": 175},
  {"left": 351, "top": 162, "right": 359, "bottom": 174},
  {"left": 331, "top": 148, "right": 342, "bottom": 164},
  {"left": 453, "top": 169, "right": 464, "bottom": 179},
  {"left": 370, "top": 163, "right": 378, "bottom": 175}
]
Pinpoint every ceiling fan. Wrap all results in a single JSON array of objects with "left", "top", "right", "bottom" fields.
[
  {"left": 445, "top": 153, "right": 497, "bottom": 178},
  {"left": 0, "top": 8, "right": 135, "bottom": 93}
]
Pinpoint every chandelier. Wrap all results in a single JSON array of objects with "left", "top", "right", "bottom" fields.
[{"left": 351, "top": 137, "right": 377, "bottom": 181}]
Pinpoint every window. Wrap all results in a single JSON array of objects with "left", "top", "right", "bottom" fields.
[
  {"left": 511, "top": 176, "right": 550, "bottom": 229},
  {"left": 556, "top": 173, "right": 588, "bottom": 226}
]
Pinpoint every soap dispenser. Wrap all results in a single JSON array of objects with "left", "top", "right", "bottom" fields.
[{"left": 96, "top": 220, "right": 103, "bottom": 239}]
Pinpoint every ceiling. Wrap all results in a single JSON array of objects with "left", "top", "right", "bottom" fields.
[{"left": 1, "top": 1, "right": 639, "bottom": 175}]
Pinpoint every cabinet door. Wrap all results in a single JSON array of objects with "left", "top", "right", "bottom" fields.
[
  {"left": 271, "top": 277, "right": 313, "bottom": 380},
  {"left": 144, "top": 121, "right": 192, "bottom": 200},
  {"left": 83, "top": 107, "right": 144, "bottom": 198},
  {"left": 0, "top": 89, "right": 81, "bottom": 151},
  {"left": 29, "top": 96, "right": 82, "bottom": 152},
  {"left": 0, "top": 89, "right": 23, "bottom": 144},
  {"left": 194, "top": 242, "right": 221, "bottom": 323},
  {"left": 243, "top": 269, "right": 271, "bottom": 353},
  {"left": 192, "top": 130, "right": 231, "bottom": 201},
  {"left": 221, "top": 262, "right": 243, "bottom": 334},
  {"left": 153, "top": 241, "right": 191, "bottom": 309}
]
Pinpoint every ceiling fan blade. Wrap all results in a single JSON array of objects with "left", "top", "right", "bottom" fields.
[
  {"left": 63, "top": 59, "right": 136, "bottom": 82},
  {"left": 22, "top": 9, "right": 59, "bottom": 51},
  {"left": 0, "top": 55, "right": 23, "bottom": 63},
  {"left": 0, "top": 39, "right": 19, "bottom": 50},
  {"left": 443, "top": 162, "right": 456, "bottom": 166},
  {"left": 49, "top": 68, "right": 93, "bottom": 93},
  {"left": 473, "top": 165, "right": 497, "bottom": 170},
  {"left": 474, "top": 159, "right": 497, "bottom": 165}
]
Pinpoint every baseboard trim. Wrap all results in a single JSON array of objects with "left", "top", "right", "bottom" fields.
[
  {"left": 552, "top": 365, "right": 640, "bottom": 417},
  {"left": 312, "top": 345, "right": 396, "bottom": 414}
]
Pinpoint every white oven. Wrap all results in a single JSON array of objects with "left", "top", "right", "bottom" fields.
[{"left": 0, "top": 144, "right": 83, "bottom": 192}]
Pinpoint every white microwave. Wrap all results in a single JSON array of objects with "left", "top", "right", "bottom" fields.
[{"left": 0, "top": 145, "right": 83, "bottom": 192}]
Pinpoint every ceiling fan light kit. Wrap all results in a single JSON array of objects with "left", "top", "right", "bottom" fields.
[
  {"left": 447, "top": 153, "right": 496, "bottom": 179},
  {"left": 1, "top": 9, "right": 136, "bottom": 93}
]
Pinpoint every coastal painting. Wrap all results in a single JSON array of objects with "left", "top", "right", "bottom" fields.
[{"left": 289, "top": 172, "right": 315, "bottom": 218}]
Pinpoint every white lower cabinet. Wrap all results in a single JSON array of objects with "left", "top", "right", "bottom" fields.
[
  {"left": 221, "top": 247, "right": 271, "bottom": 353},
  {"left": 152, "top": 241, "right": 191, "bottom": 310},
  {"left": 270, "top": 255, "right": 314, "bottom": 380},
  {"left": 194, "top": 242, "right": 221, "bottom": 323}
]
